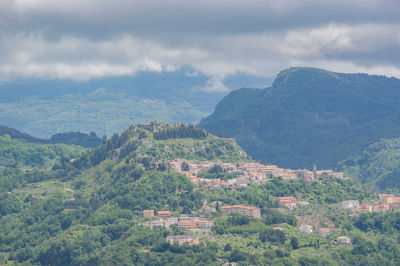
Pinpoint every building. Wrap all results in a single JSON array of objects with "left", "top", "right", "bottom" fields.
[
  {"left": 196, "top": 220, "right": 214, "bottom": 229},
  {"left": 158, "top": 211, "right": 171, "bottom": 218},
  {"left": 318, "top": 228, "right": 331, "bottom": 237},
  {"left": 389, "top": 202, "right": 400, "bottom": 209},
  {"left": 356, "top": 204, "right": 372, "bottom": 211},
  {"left": 299, "top": 225, "right": 313, "bottom": 234},
  {"left": 150, "top": 219, "right": 167, "bottom": 229},
  {"left": 337, "top": 236, "right": 352, "bottom": 246},
  {"left": 178, "top": 220, "right": 198, "bottom": 229},
  {"left": 143, "top": 209, "right": 155, "bottom": 217},
  {"left": 342, "top": 200, "right": 360, "bottom": 209},
  {"left": 220, "top": 205, "right": 261, "bottom": 218},
  {"left": 166, "top": 235, "right": 199, "bottom": 246},
  {"left": 379, "top": 194, "right": 395, "bottom": 204},
  {"left": 277, "top": 197, "right": 298, "bottom": 208},
  {"left": 373, "top": 204, "right": 389, "bottom": 211}
]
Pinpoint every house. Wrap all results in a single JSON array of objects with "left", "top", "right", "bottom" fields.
[
  {"left": 158, "top": 210, "right": 171, "bottom": 218},
  {"left": 356, "top": 204, "right": 372, "bottom": 211},
  {"left": 299, "top": 225, "right": 313, "bottom": 234},
  {"left": 220, "top": 205, "right": 261, "bottom": 218},
  {"left": 143, "top": 210, "right": 155, "bottom": 217},
  {"left": 150, "top": 219, "right": 167, "bottom": 229},
  {"left": 389, "top": 203, "right": 400, "bottom": 209},
  {"left": 196, "top": 220, "right": 214, "bottom": 229},
  {"left": 379, "top": 194, "right": 395, "bottom": 204},
  {"left": 342, "top": 200, "right": 360, "bottom": 209},
  {"left": 373, "top": 204, "right": 389, "bottom": 211},
  {"left": 273, "top": 226, "right": 283, "bottom": 231},
  {"left": 178, "top": 220, "right": 198, "bottom": 229},
  {"left": 318, "top": 228, "right": 331, "bottom": 237},
  {"left": 277, "top": 197, "right": 298, "bottom": 208},
  {"left": 166, "top": 235, "right": 199, "bottom": 246},
  {"left": 337, "top": 236, "right": 352, "bottom": 246}
]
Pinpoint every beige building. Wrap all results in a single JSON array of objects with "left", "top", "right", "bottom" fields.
[
  {"left": 143, "top": 209, "right": 155, "bottom": 217},
  {"left": 221, "top": 205, "right": 261, "bottom": 218},
  {"left": 166, "top": 235, "right": 199, "bottom": 245},
  {"left": 337, "top": 236, "right": 351, "bottom": 246}
]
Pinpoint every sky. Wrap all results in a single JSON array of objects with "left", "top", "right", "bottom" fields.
[{"left": 1, "top": 0, "right": 400, "bottom": 90}]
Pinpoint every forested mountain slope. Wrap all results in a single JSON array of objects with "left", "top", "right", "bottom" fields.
[
  {"left": 339, "top": 138, "right": 400, "bottom": 192},
  {"left": 2, "top": 122, "right": 400, "bottom": 265},
  {"left": 199, "top": 67, "right": 400, "bottom": 169}
]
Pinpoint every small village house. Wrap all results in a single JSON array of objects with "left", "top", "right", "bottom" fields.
[
  {"left": 158, "top": 210, "right": 171, "bottom": 218},
  {"left": 342, "top": 200, "right": 360, "bottom": 209},
  {"left": 299, "top": 224, "right": 313, "bottom": 234},
  {"left": 143, "top": 209, "right": 155, "bottom": 217},
  {"left": 374, "top": 204, "right": 389, "bottom": 211},
  {"left": 356, "top": 204, "right": 372, "bottom": 211},
  {"left": 337, "top": 236, "right": 352, "bottom": 246},
  {"left": 166, "top": 235, "right": 199, "bottom": 246},
  {"left": 318, "top": 228, "right": 331, "bottom": 237}
]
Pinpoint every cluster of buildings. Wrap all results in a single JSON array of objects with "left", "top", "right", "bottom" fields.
[
  {"left": 220, "top": 205, "right": 261, "bottom": 218},
  {"left": 170, "top": 159, "right": 345, "bottom": 189},
  {"left": 148, "top": 213, "right": 214, "bottom": 231},
  {"left": 342, "top": 194, "right": 400, "bottom": 212}
]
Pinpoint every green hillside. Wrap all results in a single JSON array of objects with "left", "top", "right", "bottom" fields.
[
  {"left": 339, "top": 138, "right": 400, "bottom": 192},
  {"left": 2, "top": 122, "right": 400, "bottom": 265},
  {"left": 199, "top": 67, "right": 400, "bottom": 169}
]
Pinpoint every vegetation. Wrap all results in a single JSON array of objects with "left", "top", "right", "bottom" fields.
[
  {"left": 339, "top": 138, "right": 400, "bottom": 192},
  {"left": 199, "top": 67, "right": 400, "bottom": 169},
  {"left": 1, "top": 122, "right": 400, "bottom": 265}
]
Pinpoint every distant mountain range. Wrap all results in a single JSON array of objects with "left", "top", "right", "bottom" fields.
[
  {"left": 0, "top": 124, "right": 102, "bottom": 147},
  {"left": 199, "top": 67, "right": 400, "bottom": 169},
  {"left": 0, "top": 66, "right": 271, "bottom": 138}
]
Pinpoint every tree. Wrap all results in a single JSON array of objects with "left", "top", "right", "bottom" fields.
[
  {"left": 224, "top": 243, "right": 232, "bottom": 252},
  {"left": 290, "top": 236, "right": 299, "bottom": 249}
]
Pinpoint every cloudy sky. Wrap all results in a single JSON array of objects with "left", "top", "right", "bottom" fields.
[{"left": 1, "top": 0, "right": 400, "bottom": 86}]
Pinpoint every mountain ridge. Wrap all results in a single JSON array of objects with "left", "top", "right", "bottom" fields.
[{"left": 199, "top": 67, "right": 400, "bottom": 169}]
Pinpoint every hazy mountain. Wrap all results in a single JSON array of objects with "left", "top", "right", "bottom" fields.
[
  {"left": 199, "top": 67, "right": 400, "bottom": 169},
  {"left": 0, "top": 67, "right": 271, "bottom": 138}
]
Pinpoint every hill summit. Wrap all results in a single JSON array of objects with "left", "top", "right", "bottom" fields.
[{"left": 199, "top": 67, "right": 400, "bottom": 169}]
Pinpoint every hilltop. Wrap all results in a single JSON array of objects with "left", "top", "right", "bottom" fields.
[{"left": 199, "top": 67, "right": 400, "bottom": 169}]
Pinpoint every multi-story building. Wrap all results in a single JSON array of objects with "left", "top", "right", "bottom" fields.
[
  {"left": 220, "top": 205, "right": 261, "bottom": 218},
  {"left": 158, "top": 211, "right": 171, "bottom": 218}
]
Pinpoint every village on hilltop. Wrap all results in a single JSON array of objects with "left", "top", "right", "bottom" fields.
[{"left": 170, "top": 159, "right": 344, "bottom": 189}]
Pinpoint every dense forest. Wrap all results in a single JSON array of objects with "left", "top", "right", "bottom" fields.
[
  {"left": 339, "top": 138, "right": 400, "bottom": 192},
  {"left": 1, "top": 122, "right": 400, "bottom": 265}
]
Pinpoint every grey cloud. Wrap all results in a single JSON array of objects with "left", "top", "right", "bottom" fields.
[{"left": 0, "top": 0, "right": 400, "bottom": 81}]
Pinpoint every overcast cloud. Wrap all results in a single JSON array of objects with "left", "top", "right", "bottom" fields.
[{"left": 1, "top": 0, "right": 400, "bottom": 85}]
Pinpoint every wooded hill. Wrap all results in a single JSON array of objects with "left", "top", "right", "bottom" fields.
[{"left": 199, "top": 67, "right": 400, "bottom": 170}]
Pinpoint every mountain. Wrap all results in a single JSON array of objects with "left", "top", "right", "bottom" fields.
[
  {"left": 3, "top": 122, "right": 400, "bottom": 265},
  {"left": 199, "top": 67, "right": 400, "bottom": 169},
  {"left": 0, "top": 124, "right": 44, "bottom": 143},
  {"left": 0, "top": 67, "right": 271, "bottom": 138},
  {"left": 0, "top": 124, "right": 102, "bottom": 147},
  {"left": 339, "top": 138, "right": 400, "bottom": 192}
]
